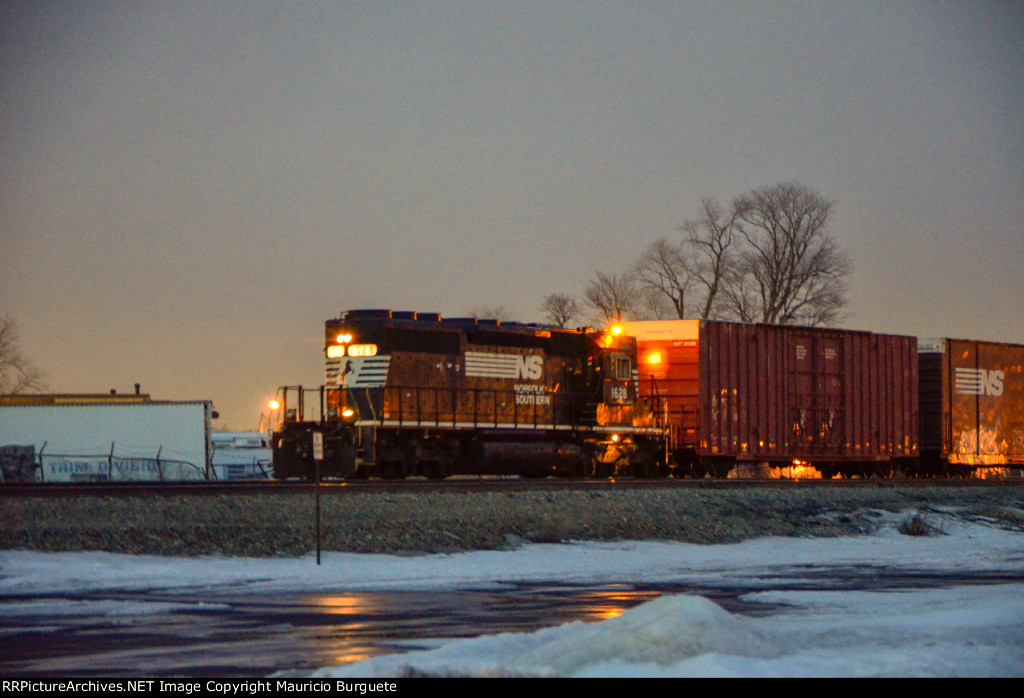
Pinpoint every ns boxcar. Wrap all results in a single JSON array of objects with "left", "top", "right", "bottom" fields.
[
  {"left": 271, "top": 310, "right": 668, "bottom": 479},
  {"left": 618, "top": 320, "right": 919, "bottom": 478},
  {"left": 918, "top": 338, "right": 1024, "bottom": 475}
]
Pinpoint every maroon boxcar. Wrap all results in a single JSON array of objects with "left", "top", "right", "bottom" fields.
[
  {"left": 918, "top": 338, "right": 1024, "bottom": 475},
  {"left": 618, "top": 320, "right": 919, "bottom": 477}
]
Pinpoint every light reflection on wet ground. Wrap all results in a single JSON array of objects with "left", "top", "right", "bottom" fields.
[
  {"left": 1, "top": 584, "right": 674, "bottom": 678},
  {"left": 2, "top": 571, "right": 1019, "bottom": 678}
]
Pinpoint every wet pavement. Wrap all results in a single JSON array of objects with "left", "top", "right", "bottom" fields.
[{"left": 2, "top": 571, "right": 1020, "bottom": 678}]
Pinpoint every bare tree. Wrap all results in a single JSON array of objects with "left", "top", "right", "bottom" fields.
[
  {"left": 561, "top": 182, "right": 850, "bottom": 329},
  {"left": 540, "top": 294, "right": 581, "bottom": 328},
  {"left": 633, "top": 198, "right": 740, "bottom": 321},
  {"left": 729, "top": 182, "right": 852, "bottom": 326},
  {"left": 0, "top": 315, "right": 47, "bottom": 394},
  {"left": 681, "top": 196, "right": 741, "bottom": 320},
  {"left": 639, "top": 286, "right": 676, "bottom": 320},
  {"left": 632, "top": 238, "right": 693, "bottom": 319},
  {"left": 717, "top": 259, "right": 761, "bottom": 323},
  {"left": 583, "top": 270, "right": 643, "bottom": 326}
]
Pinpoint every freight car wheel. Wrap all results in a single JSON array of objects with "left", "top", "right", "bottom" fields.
[
  {"left": 872, "top": 462, "right": 895, "bottom": 479},
  {"left": 700, "top": 457, "right": 732, "bottom": 479}
]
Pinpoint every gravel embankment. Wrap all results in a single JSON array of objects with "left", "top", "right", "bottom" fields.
[{"left": 2, "top": 485, "right": 1023, "bottom": 557}]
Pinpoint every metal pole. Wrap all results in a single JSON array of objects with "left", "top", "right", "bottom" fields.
[
  {"left": 316, "top": 455, "right": 321, "bottom": 566},
  {"left": 312, "top": 430, "right": 324, "bottom": 566}
]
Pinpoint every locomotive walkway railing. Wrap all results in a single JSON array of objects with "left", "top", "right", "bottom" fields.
[
  {"left": 278, "top": 383, "right": 671, "bottom": 435},
  {"left": 374, "top": 384, "right": 572, "bottom": 430}
]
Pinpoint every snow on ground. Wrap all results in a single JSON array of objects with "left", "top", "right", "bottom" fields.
[{"left": 2, "top": 508, "right": 1023, "bottom": 677}]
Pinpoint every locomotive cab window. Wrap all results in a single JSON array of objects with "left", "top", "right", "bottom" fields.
[{"left": 610, "top": 354, "right": 632, "bottom": 380}]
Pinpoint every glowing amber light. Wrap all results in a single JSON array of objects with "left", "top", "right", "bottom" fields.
[
  {"left": 268, "top": 399, "right": 280, "bottom": 410},
  {"left": 611, "top": 325, "right": 623, "bottom": 335},
  {"left": 348, "top": 344, "right": 378, "bottom": 357},
  {"left": 646, "top": 351, "right": 662, "bottom": 364},
  {"left": 336, "top": 333, "right": 353, "bottom": 343},
  {"left": 327, "top": 345, "right": 345, "bottom": 358}
]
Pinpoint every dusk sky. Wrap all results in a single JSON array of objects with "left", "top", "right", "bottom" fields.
[{"left": 2, "top": 1, "right": 1022, "bottom": 430}]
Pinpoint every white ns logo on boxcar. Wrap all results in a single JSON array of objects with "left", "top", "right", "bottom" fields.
[{"left": 955, "top": 368, "right": 1004, "bottom": 397}]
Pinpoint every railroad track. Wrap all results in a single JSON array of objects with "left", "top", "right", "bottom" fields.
[{"left": 3, "top": 476, "right": 1022, "bottom": 498}]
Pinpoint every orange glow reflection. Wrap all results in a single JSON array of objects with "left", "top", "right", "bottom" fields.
[
  {"left": 579, "top": 588, "right": 661, "bottom": 622},
  {"left": 317, "top": 595, "right": 367, "bottom": 615}
]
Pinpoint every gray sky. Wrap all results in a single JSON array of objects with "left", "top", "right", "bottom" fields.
[{"left": 2, "top": 1, "right": 1022, "bottom": 430}]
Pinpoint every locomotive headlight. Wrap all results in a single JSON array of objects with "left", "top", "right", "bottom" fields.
[{"left": 336, "top": 333, "right": 353, "bottom": 343}]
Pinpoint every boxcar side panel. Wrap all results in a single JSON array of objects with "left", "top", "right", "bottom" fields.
[
  {"left": 938, "top": 339, "right": 1024, "bottom": 465},
  {"left": 697, "top": 322, "right": 917, "bottom": 464}
]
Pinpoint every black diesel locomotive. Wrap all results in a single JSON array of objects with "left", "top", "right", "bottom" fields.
[{"left": 271, "top": 310, "right": 669, "bottom": 479}]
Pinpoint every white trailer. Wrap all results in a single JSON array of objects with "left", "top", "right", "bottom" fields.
[
  {"left": 210, "top": 431, "right": 273, "bottom": 480},
  {"left": 0, "top": 400, "right": 213, "bottom": 482}
]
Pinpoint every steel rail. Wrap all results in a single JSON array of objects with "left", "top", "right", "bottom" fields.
[{"left": 2, "top": 476, "right": 1021, "bottom": 498}]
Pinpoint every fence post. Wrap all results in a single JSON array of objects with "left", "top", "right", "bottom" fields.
[{"left": 38, "top": 441, "right": 47, "bottom": 483}]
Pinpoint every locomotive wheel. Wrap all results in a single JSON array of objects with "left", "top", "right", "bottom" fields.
[
  {"left": 423, "top": 460, "right": 454, "bottom": 480},
  {"left": 592, "top": 459, "right": 614, "bottom": 478},
  {"left": 579, "top": 457, "right": 596, "bottom": 479},
  {"left": 347, "top": 465, "right": 371, "bottom": 480},
  {"left": 570, "top": 457, "right": 594, "bottom": 479},
  {"left": 379, "top": 460, "right": 407, "bottom": 480}
]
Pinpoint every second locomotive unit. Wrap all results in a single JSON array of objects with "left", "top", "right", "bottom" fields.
[{"left": 271, "top": 310, "right": 668, "bottom": 479}]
